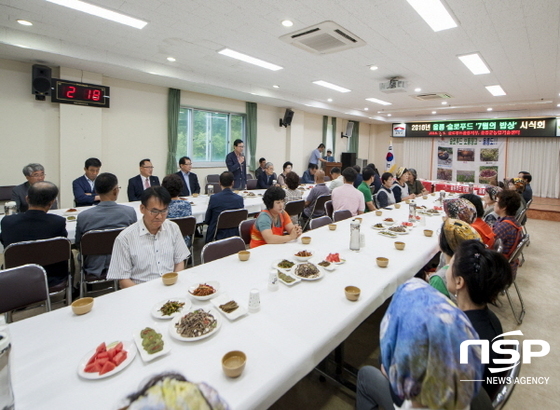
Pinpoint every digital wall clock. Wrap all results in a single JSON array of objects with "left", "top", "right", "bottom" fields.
[{"left": 51, "top": 79, "right": 110, "bottom": 108}]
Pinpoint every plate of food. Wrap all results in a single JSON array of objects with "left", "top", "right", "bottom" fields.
[
  {"left": 64, "top": 208, "right": 79, "bottom": 216},
  {"left": 277, "top": 270, "right": 301, "bottom": 286},
  {"left": 382, "top": 218, "right": 396, "bottom": 226},
  {"left": 272, "top": 259, "right": 296, "bottom": 273},
  {"left": 401, "top": 221, "right": 414, "bottom": 227},
  {"left": 418, "top": 209, "right": 441, "bottom": 216},
  {"left": 317, "top": 260, "right": 336, "bottom": 271},
  {"left": 387, "top": 226, "right": 409, "bottom": 235},
  {"left": 169, "top": 308, "right": 221, "bottom": 342},
  {"left": 78, "top": 340, "right": 136, "bottom": 379},
  {"left": 66, "top": 215, "right": 77, "bottom": 222},
  {"left": 151, "top": 298, "right": 191, "bottom": 319},
  {"left": 325, "top": 252, "right": 345, "bottom": 265},
  {"left": 187, "top": 281, "right": 220, "bottom": 301},
  {"left": 371, "top": 223, "right": 385, "bottom": 230},
  {"left": 133, "top": 326, "right": 172, "bottom": 362},
  {"left": 378, "top": 230, "right": 398, "bottom": 238},
  {"left": 293, "top": 262, "right": 324, "bottom": 281},
  {"left": 293, "top": 250, "right": 313, "bottom": 262},
  {"left": 210, "top": 293, "right": 248, "bottom": 321}
]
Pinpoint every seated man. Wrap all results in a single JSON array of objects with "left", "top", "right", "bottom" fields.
[
  {"left": 256, "top": 162, "right": 277, "bottom": 189},
  {"left": 11, "top": 163, "right": 58, "bottom": 212},
  {"left": 492, "top": 190, "right": 523, "bottom": 275},
  {"left": 107, "top": 187, "right": 190, "bottom": 288},
  {"left": 1, "top": 181, "right": 68, "bottom": 287},
  {"left": 358, "top": 167, "right": 376, "bottom": 213},
  {"left": 127, "top": 159, "right": 160, "bottom": 201},
  {"left": 203, "top": 171, "right": 244, "bottom": 243},
  {"left": 301, "top": 163, "right": 318, "bottom": 184},
  {"left": 75, "top": 173, "right": 137, "bottom": 280},
  {"left": 303, "top": 170, "right": 330, "bottom": 219},
  {"left": 376, "top": 172, "right": 396, "bottom": 208},
  {"left": 323, "top": 149, "right": 335, "bottom": 162},
  {"left": 254, "top": 157, "right": 267, "bottom": 179},
  {"left": 352, "top": 165, "right": 363, "bottom": 188},
  {"left": 175, "top": 156, "right": 200, "bottom": 196},
  {"left": 518, "top": 171, "right": 532, "bottom": 203},
  {"left": 72, "top": 157, "right": 101, "bottom": 207},
  {"left": 328, "top": 167, "right": 344, "bottom": 191},
  {"left": 331, "top": 167, "right": 365, "bottom": 216}
]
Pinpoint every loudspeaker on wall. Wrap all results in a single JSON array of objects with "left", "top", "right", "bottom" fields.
[
  {"left": 32, "top": 64, "right": 52, "bottom": 97},
  {"left": 279, "top": 108, "right": 294, "bottom": 127}
]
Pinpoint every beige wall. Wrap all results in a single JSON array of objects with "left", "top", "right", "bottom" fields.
[{"left": 0, "top": 57, "right": 382, "bottom": 207}]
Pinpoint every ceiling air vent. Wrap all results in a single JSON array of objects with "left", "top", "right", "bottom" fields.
[
  {"left": 412, "top": 93, "right": 453, "bottom": 101},
  {"left": 279, "top": 21, "right": 366, "bottom": 54}
]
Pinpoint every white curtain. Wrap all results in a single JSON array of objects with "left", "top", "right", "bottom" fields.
[
  {"left": 506, "top": 137, "right": 560, "bottom": 198},
  {"left": 402, "top": 138, "right": 433, "bottom": 180}
]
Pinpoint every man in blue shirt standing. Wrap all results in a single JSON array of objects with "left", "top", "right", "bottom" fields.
[
  {"left": 308, "top": 143, "right": 327, "bottom": 168},
  {"left": 225, "top": 139, "right": 247, "bottom": 189}
]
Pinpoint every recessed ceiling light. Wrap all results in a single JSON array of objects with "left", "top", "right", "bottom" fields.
[
  {"left": 273, "top": 85, "right": 279, "bottom": 88},
  {"left": 17, "top": 19, "right": 33, "bottom": 26},
  {"left": 167, "top": 57, "right": 176, "bottom": 62},
  {"left": 312, "top": 80, "right": 351, "bottom": 93},
  {"left": 406, "top": 0, "right": 457, "bottom": 32},
  {"left": 414, "top": 88, "right": 422, "bottom": 92},
  {"left": 557, "top": 104, "right": 560, "bottom": 107},
  {"left": 458, "top": 53, "right": 491, "bottom": 75},
  {"left": 327, "top": 98, "right": 333, "bottom": 102},
  {"left": 281, "top": 20, "right": 293, "bottom": 27},
  {"left": 369, "top": 65, "right": 379, "bottom": 71},
  {"left": 364, "top": 107, "right": 369, "bottom": 111},
  {"left": 45, "top": 0, "right": 148, "bottom": 29},
  {"left": 366, "top": 97, "right": 392, "bottom": 106},
  {"left": 218, "top": 48, "right": 283, "bottom": 71},
  {"left": 485, "top": 85, "right": 506, "bottom": 96},
  {"left": 441, "top": 101, "right": 448, "bottom": 105},
  {"left": 432, "top": 111, "right": 437, "bottom": 114},
  {"left": 377, "top": 111, "right": 383, "bottom": 114},
  {"left": 487, "top": 108, "right": 493, "bottom": 111},
  {"left": 387, "top": 114, "right": 392, "bottom": 117}
]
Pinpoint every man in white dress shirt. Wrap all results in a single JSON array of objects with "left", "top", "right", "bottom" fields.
[{"left": 107, "top": 186, "right": 190, "bottom": 288}]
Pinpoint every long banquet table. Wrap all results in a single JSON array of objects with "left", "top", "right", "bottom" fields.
[{"left": 9, "top": 195, "right": 444, "bottom": 410}]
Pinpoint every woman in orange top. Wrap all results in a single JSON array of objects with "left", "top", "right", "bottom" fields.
[
  {"left": 250, "top": 186, "right": 302, "bottom": 248},
  {"left": 460, "top": 194, "right": 495, "bottom": 249}
]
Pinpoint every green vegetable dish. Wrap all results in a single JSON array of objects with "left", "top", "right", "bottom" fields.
[{"left": 140, "top": 327, "right": 164, "bottom": 354}]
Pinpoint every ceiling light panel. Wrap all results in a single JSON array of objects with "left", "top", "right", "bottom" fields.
[
  {"left": 45, "top": 0, "right": 148, "bottom": 29},
  {"left": 312, "top": 80, "right": 351, "bottom": 93},
  {"left": 458, "top": 53, "right": 491, "bottom": 75},
  {"left": 218, "top": 48, "right": 283, "bottom": 71},
  {"left": 485, "top": 85, "right": 506, "bottom": 96},
  {"left": 366, "top": 98, "right": 392, "bottom": 106},
  {"left": 17, "top": 19, "right": 33, "bottom": 26},
  {"left": 406, "top": 0, "right": 457, "bottom": 32}
]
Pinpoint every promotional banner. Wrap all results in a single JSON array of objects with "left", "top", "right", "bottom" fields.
[{"left": 433, "top": 136, "right": 505, "bottom": 184}]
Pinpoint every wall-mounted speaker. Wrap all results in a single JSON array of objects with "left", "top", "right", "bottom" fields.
[
  {"left": 279, "top": 108, "right": 294, "bottom": 127},
  {"left": 32, "top": 64, "right": 52, "bottom": 99},
  {"left": 341, "top": 121, "right": 354, "bottom": 138}
]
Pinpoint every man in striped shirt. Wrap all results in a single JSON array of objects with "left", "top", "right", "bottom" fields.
[{"left": 107, "top": 186, "right": 190, "bottom": 288}]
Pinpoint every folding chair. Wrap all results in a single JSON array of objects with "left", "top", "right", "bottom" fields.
[
  {"left": 201, "top": 237, "right": 246, "bottom": 264},
  {"left": 205, "top": 174, "right": 220, "bottom": 184},
  {"left": 0, "top": 185, "right": 16, "bottom": 201},
  {"left": 246, "top": 179, "right": 258, "bottom": 190},
  {"left": 213, "top": 209, "right": 249, "bottom": 242},
  {"left": 0, "top": 264, "right": 51, "bottom": 323},
  {"left": 324, "top": 200, "right": 333, "bottom": 219},
  {"left": 309, "top": 216, "right": 332, "bottom": 230},
  {"left": 333, "top": 209, "right": 352, "bottom": 222},
  {"left": 285, "top": 199, "right": 305, "bottom": 226},
  {"left": 79, "top": 228, "right": 124, "bottom": 298},
  {"left": 239, "top": 218, "right": 256, "bottom": 247},
  {"left": 302, "top": 194, "right": 331, "bottom": 230},
  {"left": 505, "top": 234, "right": 530, "bottom": 324},
  {"left": 170, "top": 216, "right": 197, "bottom": 267},
  {"left": 491, "top": 343, "right": 522, "bottom": 409},
  {"left": 4, "top": 237, "right": 73, "bottom": 306}
]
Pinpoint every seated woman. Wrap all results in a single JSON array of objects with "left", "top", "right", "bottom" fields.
[
  {"left": 482, "top": 186, "right": 502, "bottom": 227},
  {"left": 375, "top": 172, "right": 396, "bottom": 208},
  {"left": 507, "top": 177, "right": 527, "bottom": 219},
  {"left": 446, "top": 239, "right": 513, "bottom": 398},
  {"left": 492, "top": 190, "right": 523, "bottom": 275},
  {"left": 356, "top": 278, "right": 483, "bottom": 410},
  {"left": 429, "top": 218, "right": 481, "bottom": 300},
  {"left": 460, "top": 193, "right": 495, "bottom": 248},
  {"left": 283, "top": 171, "right": 303, "bottom": 225},
  {"left": 256, "top": 162, "right": 277, "bottom": 189},
  {"left": 250, "top": 186, "right": 302, "bottom": 248},
  {"left": 392, "top": 167, "right": 416, "bottom": 203},
  {"left": 406, "top": 168, "right": 428, "bottom": 196},
  {"left": 161, "top": 174, "right": 192, "bottom": 218},
  {"left": 277, "top": 161, "right": 293, "bottom": 188}
]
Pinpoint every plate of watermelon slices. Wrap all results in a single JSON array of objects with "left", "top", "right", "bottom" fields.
[{"left": 78, "top": 340, "right": 136, "bottom": 379}]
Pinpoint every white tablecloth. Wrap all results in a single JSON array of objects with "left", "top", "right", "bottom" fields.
[{"left": 8, "top": 196, "right": 442, "bottom": 410}]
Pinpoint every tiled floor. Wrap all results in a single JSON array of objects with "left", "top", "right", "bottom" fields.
[{"left": 4, "top": 219, "right": 558, "bottom": 409}]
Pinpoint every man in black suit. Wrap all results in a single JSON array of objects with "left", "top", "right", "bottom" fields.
[
  {"left": 11, "top": 163, "right": 58, "bottom": 212},
  {"left": 203, "top": 172, "right": 244, "bottom": 243},
  {"left": 257, "top": 162, "right": 277, "bottom": 189},
  {"left": 127, "top": 158, "right": 160, "bottom": 201},
  {"left": 175, "top": 156, "right": 200, "bottom": 196},
  {"left": 1, "top": 181, "right": 68, "bottom": 287}
]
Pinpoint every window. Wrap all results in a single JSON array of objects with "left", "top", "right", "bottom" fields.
[{"left": 177, "top": 108, "right": 245, "bottom": 166}]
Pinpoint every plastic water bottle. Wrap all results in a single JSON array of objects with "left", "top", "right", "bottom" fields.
[
  {"left": 349, "top": 219, "right": 360, "bottom": 251},
  {"left": 0, "top": 316, "right": 15, "bottom": 410}
]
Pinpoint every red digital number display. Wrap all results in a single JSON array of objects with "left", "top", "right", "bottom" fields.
[
  {"left": 52, "top": 79, "right": 110, "bottom": 107},
  {"left": 60, "top": 84, "right": 103, "bottom": 101}
]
